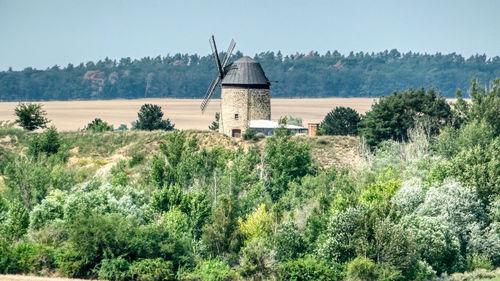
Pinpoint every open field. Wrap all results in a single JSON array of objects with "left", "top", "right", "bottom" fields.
[{"left": 0, "top": 98, "right": 377, "bottom": 131}]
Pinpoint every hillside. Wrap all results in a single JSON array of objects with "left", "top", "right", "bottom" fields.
[
  {"left": 1, "top": 50, "right": 499, "bottom": 101},
  {"left": 0, "top": 128, "right": 363, "bottom": 180},
  {"left": 0, "top": 81, "right": 498, "bottom": 281}
]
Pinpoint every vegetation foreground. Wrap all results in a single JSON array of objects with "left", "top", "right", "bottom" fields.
[{"left": 0, "top": 79, "right": 499, "bottom": 281}]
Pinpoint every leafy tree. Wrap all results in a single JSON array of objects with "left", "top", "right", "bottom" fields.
[
  {"left": 201, "top": 196, "right": 243, "bottom": 258},
  {"left": 28, "top": 126, "right": 61, "bottom": 158},
  {"left": 14, "top": 103, "right": 49, "bottom": 131},
  {"left": 238, "top": 204, "right": 272, "bottom": 243},
  {"left": 238, "top": 237, "right": 276, "bottom": 281},
  {"left": 467, "top": 78, "right": 500, "bottom": 135},
  {"left": 315, "top": 207, "right": 372, "bottom": 263},
  {"left": 320, "top": 106, "right": 360, "bottom": 136},
  {"left": 3, "top": 156, "right": 51, "bottom": 210},
  {"left": 402, "top": 215, "right": 461, "bottom": 274},
  {"left": 274, "top": 221, "right": 305, "bottom": 261},
  {"left": 209, "top": 112, "right": 219, "bottom": 131},
  {"left": 135, "top": 104, "right": 174, "bottom": 131},
  {"left": 265, "top": 132, "right": 312, "bottom": 201},
  {"left": 85, "top": 118, "right": 113, "bottom": 132},
  {"left": 374, "top": 220, "right": 419, "bottom": 280},
  {"left": 359, "top": 88, "right": 452, "bottom": 147}
]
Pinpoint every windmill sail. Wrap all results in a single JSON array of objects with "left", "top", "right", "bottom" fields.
[
  {"left": 210, "top": 35, "right": 223, "bottom": 78},
  {"left": 200, "top": 76, "right": 220, "bottom": 112},
  {"left": 221, "top": 39, "right": 236, "bottom": 70},
  {"left": 201, "top": 35, "right": 236, "bottom": 113}
]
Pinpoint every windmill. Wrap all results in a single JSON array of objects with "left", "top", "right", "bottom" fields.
[
  {"left": 201, "top": 35, "right": 271, "bottom": 137},
  {"left": 200, "top": 35, "right": 236, "bottom": 112}
]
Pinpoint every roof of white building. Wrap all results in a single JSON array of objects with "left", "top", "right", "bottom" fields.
[{"left": 248, "top": 120, "right": 307, "bottom": 130}]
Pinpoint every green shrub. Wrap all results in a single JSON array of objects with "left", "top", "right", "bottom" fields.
[
  {"left": 465, "top": 254, "right": 494, "bottom": 272},
  {"left": 274, "top": 221, "right": 305, "bottom": 261},
  {"left": 374, "top": 263, "right": 403, "bottom": 281},
  {"left": 346, "top": 256, "right": 377, "bottom": 281},
  {"left": 28, "top": 126, "right": 61, "bottom": 158},
  {"left": 129, "top": 258, "right": 174, "bottom": 281},
  {"left": 243, "top": 128, "right": 257, "bottom": 141},
  {"left": 278, "top": 256, "right": 343, "bottom": 281},
  {"left": 238, "top": 238, "right": 276, "bottom": 281},
  {"left": 117, "top": 124, "right": 128, "bottom": 131},
  {"left": 97, "top": 256, "right": 131, "bottom": 281},
  {"left": 54, "top": 244, "right": 86, "bottom": 277},
  {"left": 180, "top": 258, "right": 235, "bottom": 281},
  {"left": 320, "top": 106, "right": 360, "bottom": 136},
  {"left": 85, "top": 118, "right": 113, "bottom": 132},
  {"left": 7, "top": 241, "right": 54, "bottom": 274},
  {"left": 129, "top": 152, "right": 145, "bottom": 167}
]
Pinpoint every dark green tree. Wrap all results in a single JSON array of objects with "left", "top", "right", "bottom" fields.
[
  {"left": 135, "top": 104, "right": 174, "bottom": 131},
  {"left": 85, "top": 118, "right": 113, "bottom": 132},
  {"left": 359, "top": 88, "right": 452, "bottom": 147},
  {"left": 320, "top": 106, "right": 361, "bottom": 136},
  {"left": 14, "top": 103, "right": 50, "bottom": 131},
  {"left": 209, "top": 112, "right": 219, "bottom": 131},
  {"left": 201, "top": 196, "right": 243, "bottom": 259},
  {"left": 28, "top": 126, "right": 61, "bottom": 158}
]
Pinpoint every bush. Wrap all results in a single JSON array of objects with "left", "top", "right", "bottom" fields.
[
  {"left": 465, "top": 254, "right": 494, "bottom": 272},
  {"left": 278, "top": 256, "right": 343, "bottom": 281},
  {"left": 346, "top": 257, "right": 377, "bottom": 281},
  {"left": 14, "top": 103, "right": 50, "bottom": 131},
  {"left": 85, "top": 118, "right": 113, "bottom": 132},
  {"left": 180, "top": 258, "right": 236, "bottom": 281},
  {"left": 97, "top": 256, "right": 131, "bottom": 281},
  {"left": 117, "top": 124, "right": 128, "bottom": 131},
  {"left": 243, "top": 128, "right": 258, "bottom": 141},
  {"left": 28, "top": 126, "right": 61, "bottom": 158},
  {"left": 320, "top": 106, "right": 360, "bottom": 136},
  {"left": 274, "top": 221, "right": 305, "bottom": 261},
  {"left": 208, "top": 112, "right": 219, "bottom": 131},
  {"left": 135, "top": 104, "right": 174, "bottom": 131},
  {"left": 238, "top": 238, "right": 276, "bottom": 281},
  {"left": 129, "top": 258, "right": 174, "bottom": 281},
  {"left": 6, "top": 241, "right": 54, "bottom": 274}
]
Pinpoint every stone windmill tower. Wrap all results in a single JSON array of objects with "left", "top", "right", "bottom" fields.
[{"left": 201, "top": 35, "right": 271, "bottom": 137}]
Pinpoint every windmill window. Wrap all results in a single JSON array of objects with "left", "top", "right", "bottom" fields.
[{"left": 235, "top": 114, "right": 239, "bottom": 120}]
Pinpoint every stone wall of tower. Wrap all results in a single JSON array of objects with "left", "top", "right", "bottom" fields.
[
  {"left": 248, "top": 89, "right": 271, "bottom": 120},
  {"left": 219, "top": 86, "right": 271, "bottom": 136}
]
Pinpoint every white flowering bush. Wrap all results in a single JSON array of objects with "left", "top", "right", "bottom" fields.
[
  {"left": 416, "top": 179, "right": 486, "bottom": 242},
  {"left": 402, "top": 215, "right": 461, "bottom": 274},
  {"left": 392, "top": 177, "right": 426, "bottom": 216}
]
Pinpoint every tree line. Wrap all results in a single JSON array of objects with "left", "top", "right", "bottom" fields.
[{"left": 0, "top": 50, "right": 499, "bottom": 101}]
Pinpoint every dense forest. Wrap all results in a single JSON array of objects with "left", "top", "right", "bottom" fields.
[
  {"left": 1, "top": 50, "right": 499, "bottom": 101},
  {"left": 0, "top": 79, "right": 499, "bottom": 280}
]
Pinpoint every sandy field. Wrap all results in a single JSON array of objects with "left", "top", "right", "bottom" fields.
[{"left": 0, "top": 98, "right": 377, "bottom": 131}]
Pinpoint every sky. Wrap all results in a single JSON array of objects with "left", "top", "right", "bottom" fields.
[{"left": 1, "top": 0, "right": 499, "bottom": 70}]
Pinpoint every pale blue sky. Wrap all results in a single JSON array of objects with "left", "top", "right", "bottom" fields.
[{"left": 1, "top": 0, "right": 499, "bottom": 70}]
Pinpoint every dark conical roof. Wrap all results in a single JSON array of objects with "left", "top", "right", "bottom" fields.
[{"left": 221, "top": 56, "right": 270, "bottom": 86}]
